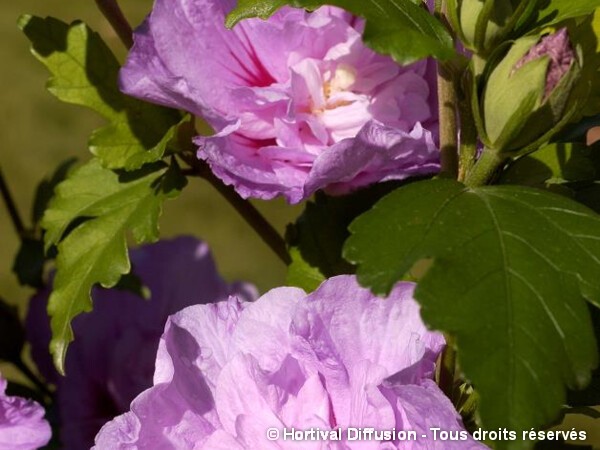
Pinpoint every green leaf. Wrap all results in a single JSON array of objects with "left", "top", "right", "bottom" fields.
[
  {"left": 32, "top": 158, "right": 77, "bottom": 226},
  {"left": 568, "top": 305, "right": 600, "bottom": 406},
  {"left": 286, "top": 247, "right": 329, "bottom": 292},
  {"left": 12, "top": 238, "right": 45, "bottom": 288},
  {"left": 19, "top": 15, "right": 182, "bottom": 170},
  {"left": 286, "top": 193, "right": 359, "bottom": 292},
  {"left": 286, "top": 182, "right": 407, "bottom": 292},
  {"left": 41, "top": 158, "right": 186, "bottom": 373},
  {"left": 227, "top": 0, "right": 455, "bottom": 64},
  {"left": 112, "top": 271, "right": 151, "bottom": 300},
  {"left": 345, "top": 178, "right": 600, "bottom": 446},
  {"left": 575, "top": 181, "right": 600, "bottom": 212},
  {"left": 500, "top": 142, "right": 600, "bottom": 186},
  {"left": 536, "top": 1, "right": 600, "bottom": 27},
  {"left": 11, "top": 159, "right": 78, "bottom": 289}
]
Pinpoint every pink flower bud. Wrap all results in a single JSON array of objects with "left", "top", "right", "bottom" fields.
[{"left": 513, "top": 28, "right": 575, "bottom": 99}]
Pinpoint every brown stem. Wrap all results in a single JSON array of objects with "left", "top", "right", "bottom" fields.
[
  {"left": 0, "top": 165, "right": 25, "bottom": 237},
  {"left": 180, "top": 157, "right": 291, "bottom": 266},
  {"left": 14, "top": 360, "right": 53, "bottom": 399},
  {"left": 94, "top": 0, "right": 133, "bottom": 49}
]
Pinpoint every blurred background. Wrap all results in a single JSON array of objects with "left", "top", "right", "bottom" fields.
[{"left": 1, "top": 1, "right": 598, "bottom": 447}]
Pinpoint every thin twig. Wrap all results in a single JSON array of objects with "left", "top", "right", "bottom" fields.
[
  {"left": 14, "top": 360, "right": 53, "bottom": 399},
  {"left": 94, "top": 0, "right": 133, "bottom": 49},
  {"left": 0, "top": 165, "right": 25, "bottom": 237},
  {"left": 180, "top": 156, "right": 291, "bottom": 266}
]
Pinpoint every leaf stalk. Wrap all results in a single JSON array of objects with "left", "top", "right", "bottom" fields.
[
  {"left": 464, "top": 149, "right": 505, "bottom": 187},
  {"left": 457, "top": 93, "right": 479, "bottom": 182},
  {"left": 13, "top": 360, "right": 53, "bottom": 399}
]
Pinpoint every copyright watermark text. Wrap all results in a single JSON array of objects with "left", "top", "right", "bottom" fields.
[{"left": 265, "top": 427, "right": 588, "bottom": 443}]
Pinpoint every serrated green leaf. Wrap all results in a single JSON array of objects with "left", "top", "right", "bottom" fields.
[
  {"left": 567, "top": 306, "right": 600, "bottom": 406},
  {"left": 12, "top": 237, "right": 45, "bottom": 288},
  {"left": 536, "top": 1, "right": 600, "bottom": 27},
  {"left": 112, "top": 271, "right": 151, "bottom": 300},
  {"left": 500, "top": 142, "right": 600, "bottom": 186},
  {"left": 345, "top": 178, "right": 600, "bottom": 448},
  {"left": 286, "top": 182, "right": 406, "bottom": 292},
  {"left": 19, "top": 15, "right": 181, "bottom": 170},
  {"left": 10, "top": 159, "right": 78, "bottom": 289},
  {"left": 227, "top": 0, "right": 455, "bottom": 64},
  {"left": 32, "top": 158, "right": 77, "bottom": 226},
  {"left": 575, "top": 181, "right": 600, "bottom": 212},
  {"left": 41, "top": 159, "right": 186, "bottom": 373},
  {"left": 286, "top": 247, "right": 328, "bottom": 292}
]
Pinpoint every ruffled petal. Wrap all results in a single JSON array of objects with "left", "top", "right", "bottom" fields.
[
  {"left": 304, "top": 121, "right": 439, "bottom": 197},
  {"left": 121, "top": 3, "right": 439, "bottom": 203},
  {"left": 0, "top": 374, "right": 51, "bottom": 450}
]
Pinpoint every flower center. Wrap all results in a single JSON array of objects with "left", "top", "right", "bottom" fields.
[
  {"left": 317, "top": 63, "right": 357, "bottom": 112},
  {"left": 325, "top": 63, "right": 357, "bottom": 96}
]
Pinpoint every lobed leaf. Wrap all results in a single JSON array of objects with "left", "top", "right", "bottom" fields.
[
  {"left": 286, "top": 182, "right": 408, "bottom": 292},
  {"left": 41, "top": 159, "right": 186, "bottom": 373},
  {"left": 227, "top": 0, "right": 455, "bottom": 64},
  {"left": 12, "top": 238, "right": 45, "bottom": 289},
  {"left": 19, "top": 15, "right": 181, "bottom": 170},
  {"left": 12, "top": 159, "right": 77, "bottom": 288},
  {"left": 536, "top": 1, "right": 600, "bottom": 27},
  {"left": 500, "top": 142, "right": 600, "bottom": 187},
  {"left": 345, "top": 178, "right": 600, "bottom": 449}
]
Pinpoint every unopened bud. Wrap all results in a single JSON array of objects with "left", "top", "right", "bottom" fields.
[
  {"left": 512, "top": 28, "right": 575, "bottom": 99},
  {"left": 482, "top": 28, "right": 580, "bottom": 153}
]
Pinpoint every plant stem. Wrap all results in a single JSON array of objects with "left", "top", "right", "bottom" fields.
[
  {"left": 464, "top": 149, "right": 505, "bottom": 187},
  {"left": 0, "top": 165, "right": 25, "bottom": 237},
  {"left": 14, "top": 360, "right": 53, "bottom": 399},
  {"left": 434, "top": 1, "right": 459, "bottom": 400},
  {"left": 204, "top": 173, "right": 291, "bottom": 265},
  {"left": 180, "top": 159, "right": 291, "bottom": 266},
  {"left": 435, "top": 0, "right": 459, "bottom": 178},
  {"left": 437, "top": 63, "right": 459, "bottom": 178},
  {"left": 94, "top": 0, "right": 133, "bottom": 49},
  {"left": 457, "top": 96, "right": 478, "bottom": 183}
]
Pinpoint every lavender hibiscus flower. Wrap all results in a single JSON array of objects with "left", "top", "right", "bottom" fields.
[
  {"left": 94, "top": 276, "right": 484, "bottom": 449},
  {"left": 0, "top": 373, "right": 51, "bottom": 450},
  {"left": 120, "top": 1, "right": 439, "bottom": 203},
  {"left": 26, "top": 237, "right": 256, "bottom": 450}
]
